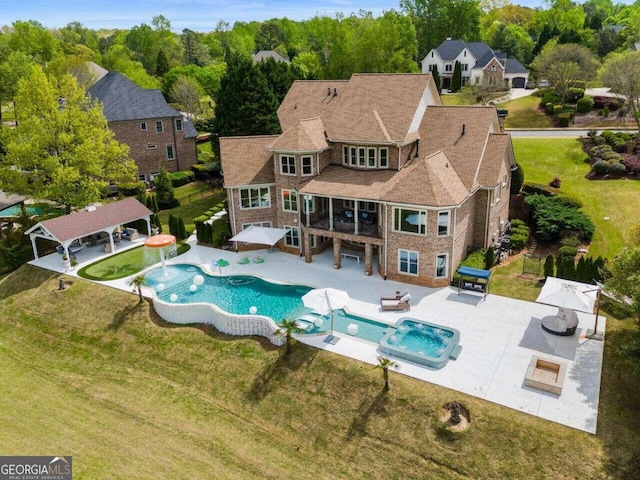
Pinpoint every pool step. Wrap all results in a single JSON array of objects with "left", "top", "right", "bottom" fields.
[{"left": 450, "top": 345, "right": 463, "bottom": 361}]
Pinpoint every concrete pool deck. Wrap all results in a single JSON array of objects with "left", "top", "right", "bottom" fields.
[{"left": 30, "top": 235, "right": 605, "bottom": 434}]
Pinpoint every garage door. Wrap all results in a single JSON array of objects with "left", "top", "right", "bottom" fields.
[{"left": 512, "top": 77, "right": 526, "bottom": 88}]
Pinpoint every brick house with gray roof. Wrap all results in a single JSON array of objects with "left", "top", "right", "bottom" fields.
[
  {"left": 421, "top": 38, "right": 529, "bottom": 90},
  {"left": 220, "top": 73, "right": 516, "bottom": 287},
  {"left": 88, "top": 72, "right": 198, "bottom": 183}
]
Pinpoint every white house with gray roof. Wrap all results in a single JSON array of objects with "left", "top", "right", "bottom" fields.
[{"left": 421, "top": 38, "right": 529, "bottom": 90}]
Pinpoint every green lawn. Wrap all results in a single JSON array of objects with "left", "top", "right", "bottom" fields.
[
  {"left": 502, "top": 96, "right": 553, "bottom": 129},
  {"left": 77, "top": 243, "right": 190, "bottom": 281},
  {"left": 4, "top": 264, "right": 638, "bottom": 479},
  {"left": 157, "top": 186, "right": 226, "bottom": 233},
  {"left": 512, "top": 137, "right": 640, "bottom": 259},
  {"left": 440, "top": 93, "right": 468, "bottom": 106}
]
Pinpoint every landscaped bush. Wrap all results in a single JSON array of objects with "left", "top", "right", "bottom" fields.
[
  {"left": 509, "top": 233, "right": 528, "bottom": 250},
  {"left": 545, "top": 102, "right": 555, "bottom": 114},
  {"left": 452, "top": 249, "right": 486, "bottom": 285},
  {"left": 118, "top": 181, "right": 146, "bottom": 197},
  {"left": 593, "top": 135, "right": 605, "bottom": 145},
  {"left": 191, "top": 163, "right": 219, "bottom": 180},
  {"left": 566, "top": 87, "right": 585, "bottom": 102},
  {"left": 193, "top": 214, "right": 209, "bottom": 224},
  {"left": 510, "top": 219, "right": 527, "bottom": 230},
  {"left": 553, "top": 104, "right": 563, "bottom": 115},
  {"left": 541, "top": 91, "right": 562, "bottom": 109},
  {"left": 555, "top": 194, "right": 583, "bottom": 209},
  {"left": 544, "top": 254, "right": 555, "bottom": 278},
  {"left": 592, "top": 160, "right": 609, "bottom": 175},
  {"left": 558, "top": 245, "right": 578, "bottom": 258},
  {"left": 622, "top": 156, "right": 640, "bottom": 175},
  {"left": 510, "top": 163, "right": 524, "bottom": 194},
  {"left": 576, "top": 95, "right": 594, "bottom": 113},
  {"left": 168, "top": 170, "right": 195, "bottom": 188},
  {"left": 593, "top": 96, "right": 624, "bottom": 111},
  {"left": 608, "top": 162, "right": 627, "bottom": 176},
  {"left": 557, "top": 112, "right": 570, "bottom": 127},
  {"left": 561, "top": 236, "right": 580, "bottom": 247},
  {"left": 524, "top": 194, "right": 595, "bottom": 241}
]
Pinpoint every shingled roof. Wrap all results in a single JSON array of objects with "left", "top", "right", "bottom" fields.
[
  {"left": 0, "top": 191, "right": 26, "bottom": 211},
  {"left": 278, "top": 80, "right": 347, "bottom": 132},
  {"left": 268, "top": 118, "right": 329, "bottom": 152},
  {"left": 88, "top": 72, "right": 181, "bottom": 122},
  {"left": 220, "top": 135, "right": 279, "bottom": 187},
  {"left": 25, "top": 197, "right": 152, "bottom": 243}
]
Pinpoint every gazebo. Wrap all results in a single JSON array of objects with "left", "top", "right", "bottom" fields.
[
  {"left": 456, "top": 266, "right": 492, "bottom": 300},
  {"left": 25, "top": 197, "right": 153, "bottom": 260}
]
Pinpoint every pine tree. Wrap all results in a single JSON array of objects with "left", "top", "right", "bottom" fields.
[
  {"left": 156, "top": 49, "right": 170, "bottom": 76},
  {"left": 451, "top": 61, "right": 462, "bottom": 93},
  {"left": 154, "top": 167, "right": 179, "bottom": 210},
  {"left": 431, "top": 65, "right": 441, "bottom": 93},
  {"left": 484, "top": 247, "right": 495, "bottom": 269},
  {"left": 544, "top": 254, "right": 555, "bottom": 278}
]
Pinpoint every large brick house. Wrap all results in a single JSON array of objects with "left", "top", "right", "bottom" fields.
[
  {"left": 220, "top": 74, "right": 516, "bottom": 287},
  {"left": 88, "top": 72, "right": 198, "bottom": 183},
  {"left": 421, "top": 38, "right": 529, "bottom": 90}
]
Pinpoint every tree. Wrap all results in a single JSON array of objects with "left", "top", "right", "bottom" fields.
[
  {"left": 600, "top": 51, "right": 640, "bottom": 136},
  {"left": 375, "top": 356, "right": 399, "bottom": 391},
  {"left": 213, "top": 54, "right": 280, "bottom": 136},
  {"left": 0, "top": 51, "right": 33, "bottom": 123},
  {"left": 0, "top": 206, "right": 39, "bottom": 273},
  {"left": 431, "top": 64, "right": 441, "bottom": 92},
  {"left": 154, "top": 167, "right": 179, "bottom": 210},
  {"left": 0, "top": 65, "right": 137, "bottom": 213},
  {"left": 510, "top": 162, "right": 524, "bottom": 194},
  {"left": 129, "top": 275, "right": 147, "bottom": 303},
  {"left": 254, "top": 21, "right": 287, "bottom": 51},
  {"left": 275, "top": 319, "right": 303, "bottom": 355},
  {"left": 544, "top": 254, "right": 555, "bottom": 278},
  {"left": 170, "top": 75, "right": 205, "bottom": 120},
  {"left": 484, "top": 246, "right": 495, "bottom": 269},
  {"left": 451, "top": 61, "right": 462, "bottom": 92},
  {"left": 156, "top": 49, "right": 170, "bottom": 77},
  {"left": 532, "top": 41, "right": 599, "bottom": 102},
  {"left": 182, "top": 29, "right": 212, "bottom": 66},
  {"left": 608, "top": 246, "right": 640, "bottom": 320}
]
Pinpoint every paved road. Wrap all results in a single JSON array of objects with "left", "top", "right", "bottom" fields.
[{"left": 508, "top": 128, "right": 637, "bottom": 138}]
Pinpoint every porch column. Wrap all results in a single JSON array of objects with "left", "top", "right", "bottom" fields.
[
  {"left": 304, "top": 195, "right": 311, "bottom": 227},
  {"left": 333, "top": 238, "right": 342, "bottom": 269},
  {"left": 304, "top": 229, "right": 312, "bottom": 263},
  {"left": 108, "top": 232, "right": 116, "bottom": 254},
  {"left": 354, "top": 201, "right": 359, "bottom": 235},
  {"left": 30, "top": 234, "right": 39, "bottom": 259},
  {"left": 329, "top": 197, "right": 334, "bottom": 231},
  {"left": 364, "top": 243, "right": 372, "bottom": 276}
]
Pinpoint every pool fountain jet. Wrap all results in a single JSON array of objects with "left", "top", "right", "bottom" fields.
[{"left": 145, "top": 234, "right": 177, "bottom": 277}]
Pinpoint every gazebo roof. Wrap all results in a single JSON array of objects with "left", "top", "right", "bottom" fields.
[
  {"left": 25, "top": 197, "right": 152, "bottom": 243},
  {"left": 0, "top": 191, "right": 26, "bottom": 211}
]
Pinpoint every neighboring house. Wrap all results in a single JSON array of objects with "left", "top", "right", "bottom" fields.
[
  {"left": 88, "top": 72, "right": 198, "bottom": 183},
  {"left": 252, "top": 50, "right": 290, "bottom": 63},
  {"left": 421, "top": 38, "right": 529, "bottom": 90},
  {"left": 633, "top": 42, "right": 640, "bottom": 51},
  {"left": 220, "top": 74, "right": 516, "bottom": 287}
]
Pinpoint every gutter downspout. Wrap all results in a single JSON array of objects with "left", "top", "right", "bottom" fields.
[
  {"left": 384, "top": 202, "right": 388, "bottom": 279},
  {"left": 451, "top": 207, "right": 457, "bottom": 283},
  {"left": 483, "top": 189, "right": 491, "bottom": 249},
  {"left": 171, "top": 117, "right": 180, "bottom": 171}
]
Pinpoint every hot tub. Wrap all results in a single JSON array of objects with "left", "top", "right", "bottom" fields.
[{"left": 379, "top": 318, "right": 462, "bottom": 369}]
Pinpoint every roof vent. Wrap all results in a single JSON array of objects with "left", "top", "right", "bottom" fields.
[
  {"left": 446, "top": 36, "right": 452, "bottom": 41},
  {"left": 462, "top": 124, "right": 466, "bottom": 135},
  {"left": 327, "top": 87, "right": 331, "bottom": 96},
  {"left": 333, "top": 88, "right": 338, "bottom": 96}
]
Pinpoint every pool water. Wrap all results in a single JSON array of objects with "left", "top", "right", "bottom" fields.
[
  {"left": 145, "top": 264, "right": 312, "bottom": 322},
  {"left": 0, "top": 205, "right": 43, "bottom": 217},
  {"left": 303, "top": 309, "right": 391, "bottom": 344}
]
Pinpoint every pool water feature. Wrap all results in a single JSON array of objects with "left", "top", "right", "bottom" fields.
[
  {"left": 145, "top": 264, "right": 312, "bottom": 322},
  {"left": 379, "top": 319, "right": 461, "bottom": 369}
]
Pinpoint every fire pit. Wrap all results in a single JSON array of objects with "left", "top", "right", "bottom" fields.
[{"left": 524, "top": 356, "right": 567, "bottom": 396}]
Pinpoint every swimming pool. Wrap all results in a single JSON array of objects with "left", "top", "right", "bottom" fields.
[
  {"left": 0, "top": 204, "right": 43, "bottom": 217},
  {"left": 301, "top": 309, "right": 393, "bottom": 344},
  {"left": 379, "top": 319, "right": 461, "bottom": 369},
  {"left": 145, "top": 264, "right": 312, "bottom": 322}
]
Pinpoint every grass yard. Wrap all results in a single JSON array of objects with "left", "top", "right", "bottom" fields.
[
  {"left": 512, "top": 137, "right": 640, "bottom": 260},
  {"left": 77, "top": 243, "right": 190, "bottom": 281},
  {"left": 157, "top": 185, "right": 226, "bottom": 233},
  {"left": 502, "top": 96, "right": 553, "bottom": 129},
  {"left": 440, "top": 93, "right": 468, "bottom": 106},
  {"left": 3, "top": 264, "right": 640, "bottom": 479}
]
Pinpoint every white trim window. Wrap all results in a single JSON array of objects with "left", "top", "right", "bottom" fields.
[
  {"left": 445, "top": 64, "right": 453, "bottom": 72},
  {"left": 303, "top": 195, "right": 315, "bottom": 214},
  {"left": 301, "top": 155, "right": 313, "bottom": 176},
  {"left": 280, "top": 155, "right": 296, "bottom": 175},
  {"left": 155, "top": 120, "right": 164, "bottom": 133},
  {"left": 166, "top": 145, "right": 175, "bottom": 160},
  {"left": 284, "top": 226, "right": 299, "bottom": 247},
  {"left": 437, "top": 211, "right": 450, "bottom": 237},
  {"left": 140, "top": 122, "right": 147, "bottom": 131},
  {"left": 342, "top": 146, "right": 349, "bottom": 165},
  {"left": 399, "top": 249, "right": 419, "bottom": 275},
  {"left": 350, "top": 146, "right": 357, "bottom": 166},
  {"left": 175, "top": 118, "right": 183, "bottom": 131},
  {"left": 240, "top": 187, "right": 270, "bottom": 209},
  {"left": 367, "top": 147, "right": 376, "bottom": 167},
  {"left": 242, "top": 221, "right": 272, "bottom": 229},
  {"left": 282, "top": 189, "right": 298, "bottom": 212},
  {"left": 358, "top": 147, "right": 366, "bottom": 167},
  {"left": 342, "top": 145, "right": 389, "bottom": 169},
  {"left": 393, "top": 208, "right": 426, "bottom": 235},
  {"left": 379, "top": 147, "right": 388, "bottom": 168},
  {"left": 436, "top": 253, "right": 448, "bottom": 279}
]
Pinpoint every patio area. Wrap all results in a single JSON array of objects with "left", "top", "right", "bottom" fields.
[{"left": 29, "top": 235, "right": 605, "bottom": 433}]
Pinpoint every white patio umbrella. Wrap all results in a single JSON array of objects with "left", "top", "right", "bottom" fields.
[
  {"left": 229, "top": 225, "right": 289, "bottom": 246},
  {"left": 301, "top": 288, "right": 350, "bottom": 344},
  {"left": 536, "top": 277, "right": 599, "bottom": 335}
]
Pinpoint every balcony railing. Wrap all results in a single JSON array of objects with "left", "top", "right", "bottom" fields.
[{"left": 309, "top": 214, "right": 380, "bottom": 238}]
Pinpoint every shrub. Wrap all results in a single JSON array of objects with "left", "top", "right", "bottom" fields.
[
  {"left": 484, "top": 247, "right": 495, "bottom": 269},
  {"left": 549, "top": 177, "right": 561, "bottom": 188},
  {"left": 509, "top": 233, "right": 528, "bottom": 250},
  {"left": 544, "top": 254, "right": 555, "bottom": 278},
  {"left": 593, "top": 135, "right": 605, "bottom": 145},
  {"left": 593, "top": 96, "right": 623, "bottom": 111},
  {"left": 118, "top": 181, "right": 146, "bottom": 197},
  {"left": 622, "top": 156, "right": 640, "bottom": 175},
  {"left": 154, "top": 167, "right": 180, "bottom": 210},
  {"left": 191, "top": 163, "right": 218, "bottom": 180},
  {"left": 510, "top": 219, "right": 526, "bottom": 230},
  {"left": 510, "top": 162, "right": 524, "bottom": 194},
  {"left": 545, "top": 102, "right": 555, "bottom": 114},
  {"left": 524, "top": 194, "right": 595, "bottom": 241},
  {"left": 193, "top": 214, "right": 209, "bottom": 224},
  {"left": 558, "top": 245, "right": 578, "bottom": 258},
  {"left": 555, "top": 195, "right": 583, "bottom": 209},
  {"left": 553, "top": 104, "right": 563, "bottom": 115},
  {"left": 561, "top": 236, "right": 580, "bottom": 247},
  {"left": 592, "top": 160, "right": 609, "bottom": 175},
  {"left": 452, "top": 249, "right": 486, "bottom": 284},
  {"left": 567, "top": 87, "right": 585, "bottom": 102},
  {"left": 608, "top": 161, "right": 627, "bottom": 176},
  {"left": 576, "top": 95, "right": 594, "bottom": 113},
  {"left": 557, "top": 112, "right": 570, "bottom": 127},
  {"left": 168, "top": 170, "right": 195, "bottom": 188},
  {"left": 556, "top": 255, "right": 576, "bottom": 280}
]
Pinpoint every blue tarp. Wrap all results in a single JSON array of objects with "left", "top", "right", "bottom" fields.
[{"left": 457, "top": 266, "right": 492, "bottom": 280}]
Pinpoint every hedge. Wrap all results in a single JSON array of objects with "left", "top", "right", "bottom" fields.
[
  {"left": 524, "top": 194, "right": 595, "bottom": 241},
  {"left": 576, "top": 95, "right": 594, "bottom": 113},
  {"left": 608, "top": 162, "right": 627, "bottom": 176},
  {"left": 557, "top": 112, "right": 570, "bottom": 127},
  {"left": 592, "top": 160, "right": 609, "bottom": 175},
  {"left": 168, "top": 170, "right": 195, "bottom": 188}
]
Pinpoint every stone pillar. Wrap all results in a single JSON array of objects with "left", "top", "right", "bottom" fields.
[
  {"left": 354, "top": 201, "right": 359, "bottom": 235},
  {"left": 329, "top": 197, "right": 334, "bottom": 231},
  {"left": 333, "top": 238, "right": 341, "bottom": 269},
  {"left": 364, "top": 242, "right": 372, "bottom": 276}
]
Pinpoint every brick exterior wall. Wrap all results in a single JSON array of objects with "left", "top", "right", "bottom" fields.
[
  {"left": 452, "top": 195, "right": 478, "bottom": 269},
  {"left": 109, "top": 117, "right": 197, "bottom": 181}
]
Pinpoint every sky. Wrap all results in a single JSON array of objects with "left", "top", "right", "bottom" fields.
[{"left": 0, "top": 0, "right": 568, "bottom": 32}]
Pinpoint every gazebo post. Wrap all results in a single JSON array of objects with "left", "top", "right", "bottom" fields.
[{"left": 30, "top": 234, "right": 39, "bottom": 259}]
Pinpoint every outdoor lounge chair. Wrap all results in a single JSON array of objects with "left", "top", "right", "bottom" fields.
[
  {"left": 380, "top": 293, "right": 411, "bottom": 312},
  {"left": 253, "top": 255, "right": 264, "bottom": 263},
  {"left": 541, "top": 307, "right": 579, "bottom": 336},
  {"left": 237, "top": 256, "right": 250, "bottom": 265}
]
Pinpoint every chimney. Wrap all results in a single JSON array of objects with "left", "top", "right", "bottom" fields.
[{"left": 496, "top": 109, "right": 508, "bottom": 133}]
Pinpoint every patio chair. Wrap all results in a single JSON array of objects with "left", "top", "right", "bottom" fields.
[
  {"left": 380, "top": 293, "right": 411, "bottom": 312},
  {"left": 237, "top": 256, "right": 250, "bottom": 265},
  {"left": 253, "top": 255, "right": 265, "bottom": 264}
]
